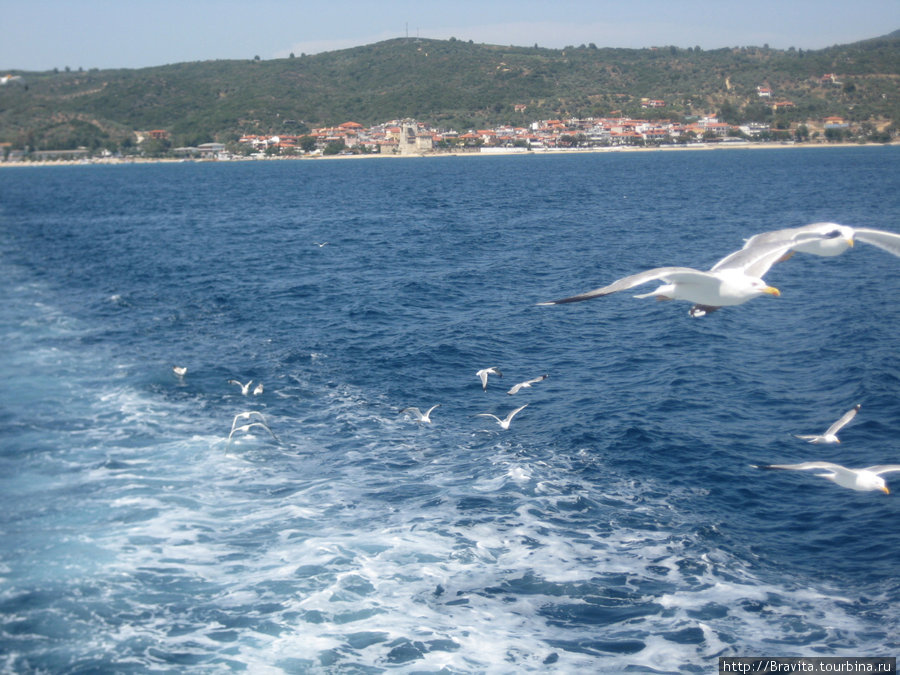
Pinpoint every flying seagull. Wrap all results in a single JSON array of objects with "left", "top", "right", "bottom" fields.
[
  {"left": 227, "top": 421, "right": 281, "bottom": 447},
  {"left": 754, "top": 461, "right": 900, "bottom": 494},
  {"left": 228, "top": 379, "right": 253, "bottom": 395},
  {"left": 537, "top": 236, "right": 828, "bottom": 317},
  {"left": 794, "top": 404, "right": 860, "bottom": 444},
  {"left": 476, "top": 367, "right": 502, "bottom": 391},
  {"left": 507, "top": 374, "right": 548, "bottom": 395},
  {"left": 739, "top": 222, "right": 900, "bottom": 261},
  {"left": 476, "top": 404, "right": 528, "bottom": 430},
  {"left": 399, "top": 404, "right": 441, "bottom": 423},
  {"left": 230, "top": 410, "right": 270, "bottom": 433}
]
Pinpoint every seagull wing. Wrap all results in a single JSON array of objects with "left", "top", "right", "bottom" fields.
[
  {"left": 711, "top": 239, "right": 805, "bottom": 277},
  {"left": 864, "top": 465, "right": 900, "bottom": 476},
  {"left": 505, "top": 404, "right": 529, "bottom": 423},
  {"left": 400, "top": 407, "right": 422, "bottom": 417},
  {"left": 760, "top": 461, "right": 844, "bottom": 474},
  {"left": 825, "top": 404, "right": 860, "bottom": 436},
  {"left": 854, "top": 228, "right": 900, "bottom": 257},
  {"left": 740, "top": 223, "right": 841, "bottom": 250},
  {"left": 793, "top": 434, "right": 825, "bottom": 443},
  {"left": 538, "top": 266, "right": 705, "bottom": 305},
  {"left": 476, "top": 413, "right": 502, "bottom": 423},
  {"left": 425, "top": 404, "right": 441, "bottom": 416}
]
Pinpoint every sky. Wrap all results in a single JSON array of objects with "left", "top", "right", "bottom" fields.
[{"left": 2, "top": 0, "right": 899, "bottom": 72}]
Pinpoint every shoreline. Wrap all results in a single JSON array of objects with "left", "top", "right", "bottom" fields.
[{"left": 1, "top": 140, "right": 895, "bottom": 168}]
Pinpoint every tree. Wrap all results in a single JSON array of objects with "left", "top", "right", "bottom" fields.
[
  {"left": 323, "top": 139, "right": 347, "bottom": 155},
  {"left": 299, "top": 135, "right": 317, "bottom": 153}
]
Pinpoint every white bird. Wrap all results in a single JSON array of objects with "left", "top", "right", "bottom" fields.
[
  {"left": 0, "top": 74, "right": 23, "bottom": 85},
  {"left": 739, "top": 222, "right": 900, "bottom": 260},
  {"left": 172, "top": 365, "right": 187, "bottom": 378},
  {"left": 476, "top": 367, "right": 502, "bottom": 391},
  {"left": 314, "top": 242, "right": 329, "bottom": 247},
  {"left": 227, "top": 421, "right": 281, "bottom": 447},
  {"left": 399, "top": 404, "right": 441, "bottom": 423},
  {"left": 507, "top": 374, "right": 548, "bottom": 395},
  {"left": 230, "top": 410, "right": 269, "bottom": 433},
  {"left": 794, "top": 404, "right": 860, "bottom": 444},
  {"left": 754, "top": 461, "right": 900, "bottom": 494},
  {"left": 476, "top": 404, "right": 528, "bottom": 430},
  {"left": 252, "top": 382, "right": 264, "bottom": 396},
  {"left": 538, "top": 237, "right": 827, "bottom": 317},
  {"left": 228, "top": 379, "right": 253, "bottom": 395}
]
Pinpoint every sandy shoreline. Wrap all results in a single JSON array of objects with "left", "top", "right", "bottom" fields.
[{"left": 1, "top": 141, "right": 895, "bottom": 168}]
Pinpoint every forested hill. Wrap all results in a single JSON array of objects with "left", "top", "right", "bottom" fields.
[{"left": 1, "top": 31, "right": 899, "bottom": 150}]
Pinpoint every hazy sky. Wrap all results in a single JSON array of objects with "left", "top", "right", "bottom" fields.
[{"left": 3, "top": 0, "right": 898, "bottom": 71}]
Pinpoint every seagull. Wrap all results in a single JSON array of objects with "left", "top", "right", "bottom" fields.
[
  {"left": 537, "top": 237, "right": 826, "bottom": 317},
  {"left": 0, "top": 74, "right": 23, "bottom": 85},
  {"left": 172, "top": 365, "right": 187, "bottom": 378},
  {"left": 739, "top": 222, "right": 900, "bottom": 260},
  {"left": 230, "top": 410, "right": 270, "bottom": 433},
  {"left": 399, "top": 404, "right": 441, "bottom": 423},
  {"left": 507, "top": 374, "right": 548, "bottom": 395},
  {"left": 754, "top": 461, "right": 900, "bottom": 494},
  {"left": 252, "top": 382, "right": 264, "bottom": 396},
  {"left": 228, "top": 379, "right": 253, "bottom": 395},
  {"left": 476, "top": 367, "right": 502, "bottom": 391},
  {"left": 476, "top": 404, "right": 528, "bottom": 430},
  {"left": 314, "top": 242, "right": 329, "bottom": 247},
  {"left": 227, "top": 420, "right": 281, "bottom": 447},
  {"left": 794, "top": 404, "right": 860, "bottom": 443}
]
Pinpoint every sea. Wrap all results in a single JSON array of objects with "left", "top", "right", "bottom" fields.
[{"left": 1, "top": 146, "right": 899, "bottom": 674}]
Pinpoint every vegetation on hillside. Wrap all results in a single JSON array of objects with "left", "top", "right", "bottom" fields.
[{"left": 1, "top": 30, "right": 898, "bottom": 153}]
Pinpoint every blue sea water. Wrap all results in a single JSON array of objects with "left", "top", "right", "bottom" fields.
[{"left": 1, "top": 147, "right": 899, "bottom": 673}]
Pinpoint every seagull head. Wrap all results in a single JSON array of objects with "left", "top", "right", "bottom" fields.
[{"left": 748, "top": 278, "right": 780, "bottom": 297}]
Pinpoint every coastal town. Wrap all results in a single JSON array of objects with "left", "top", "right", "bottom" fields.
[
  {"left": 230, "top": 109, "right": 860, "bottom": 159},
  {"left": 3, "top": 110, "right": 870, "bottom": 165}
]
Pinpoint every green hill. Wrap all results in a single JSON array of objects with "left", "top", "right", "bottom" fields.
[{"left": 2, "top": 32, "right": 899, "bottom": 151}]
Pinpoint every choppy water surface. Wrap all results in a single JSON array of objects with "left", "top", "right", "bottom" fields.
[{"left": 1, "top": 148, "right": 899, "bottom": 673}]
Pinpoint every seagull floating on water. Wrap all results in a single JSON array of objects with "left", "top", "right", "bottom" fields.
[
  {"left": 400, "top": 404, "right": 441, "bottom": 423},
  {"left": 538, "top": 236, "right": 828, "bottom": 317},
  {"left": 476, "top": 367, "right": 502, "bottom": 391},
  {"left": 476, "top": 404, "right": 528, "bottom": 430},
  {"left": 172, "top": 366, "right": 187, "bottom": 378},
  {"left": 754, "top": 461, "right": 900, "bottom": 494},
  {"left": 794, "top": 404, "right": 860, "bottom": 444},
  {"left": 252, "top": 382, "right": 264, "bottom": 396},
  {"left": 507, "top": 374, "right": 548, "bottom": 395},
  {"left": 228, "top": 379, "right": 253, "bottom": 395}
]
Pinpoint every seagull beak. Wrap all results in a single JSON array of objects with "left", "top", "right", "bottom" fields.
[
  {"left": 882, "top": 486, "right": 890, "bottom": 494},
  {"left": 763, "top": 286, "right": 780, "bottom": 297},
  {"left": 847, "top": 237, "right": 855, "bottom": 247}
]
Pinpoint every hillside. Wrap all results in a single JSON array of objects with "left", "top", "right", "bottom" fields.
[{"left": 1, "top": 32, "right": 899, "bottom": 151}]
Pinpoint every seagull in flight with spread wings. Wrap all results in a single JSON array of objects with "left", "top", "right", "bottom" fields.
[
  {"left": 400, "top": 404, "right": 441, "bottom": 424},
  {"left": 754, "top": 461, "right": 900, "bottom": 494},
  {"left": 507, "top": 374, "right": 548, "bottom": 395},
  {"left": 538, "top": 236, "right": 829, "bottom": 317},
  {"left": 476, "top": 404, "right": 528, "bottom": 430},
  {"left": 794, "top": 404, "right": 860, "bottom": 444},
  {"left": 476, "top": 367, "right": 502, "bottom": 391},
  {"left": 228, "top": 379, "right": 253, "bottom": 396},
  {"left": 739, "top": 222, "right": 900, "bottom": 261}
]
